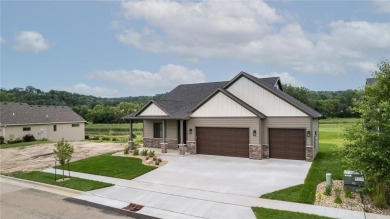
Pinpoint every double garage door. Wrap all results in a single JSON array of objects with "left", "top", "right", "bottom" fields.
[
  {"left": 269, "top": 128, "right": 306, "bottom": 160},
  {"left": 196, "top": 127, "right": 306, "bottom": 160},
  {"left": 197, "top": 127, "right": 249, "bottom": 158}
]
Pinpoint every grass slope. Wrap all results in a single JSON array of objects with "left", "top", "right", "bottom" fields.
[
  {"left": 252, "top": 207, "right": 334, "bottom": 219},
  {"left": 260, "top": 121, "right": 346, "bottom": 204},
  {"left": 5, "top": 171, "right": 113, "bottom": 191},
  {"left": 0, "top": 140, "right": 52, "bottom": 149},
  {"left": 59, "top": 153, "right": 156, "bottom": 180}
]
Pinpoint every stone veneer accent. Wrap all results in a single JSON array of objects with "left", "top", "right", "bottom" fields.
[
  {"left": 143, "top": 138, "right": 178, "bottom": 150},
  {"left": 262, "top": 144, "right": 269, "bottom": 159},
  {"left": 186, "top": 141, "right": 196, "bottom": 154},
  {"left": 160, "top": 143, "right": 168, "bottom": 153},
  {"left": 128, "top": 141, "right": 135, "bottom": 150},
  {"left": 178, "top": 144, "right": 186, "bottom": 155},
  {"left": 306, "top": 146, "right": 314, "bottom": 162},
  {"left": 249, "top": 144, "right": 262, "bottom": 160}
]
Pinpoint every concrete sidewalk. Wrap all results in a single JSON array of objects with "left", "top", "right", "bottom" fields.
[{"left": 43, "top": 168, "right": 390, "bottom": 219}]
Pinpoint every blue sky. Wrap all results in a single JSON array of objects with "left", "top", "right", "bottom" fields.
[{"left": 1, "top": 0, "right": 390, "bottom": 97}]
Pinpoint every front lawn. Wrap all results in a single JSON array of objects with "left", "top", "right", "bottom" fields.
[
  {"left": 252, "top": 207, "right": 334, "bottom": 219},
  {"left": 260, "top": 121, "right": 346, "bottom": 204},
  {"left": 58, "top": 153, "right": 156, "bottom": 180},
  {"left": 0, "top": 140, "right": 52, "bottom": 149},
  {"left": 4, "top": 171, "right": 113, "bottom": 191}
]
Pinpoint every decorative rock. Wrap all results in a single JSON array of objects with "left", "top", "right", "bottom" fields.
[
  {"left": 262, "top": 144, "right": 269, "bottom": 159},
  {"left": 186, "top": 141, "right": 196, "bottom": 154},
  {"left": 178, "top": 144, "right": 186, "bottom": 155},
  {"left": 306, "top": 146, "right": 314, "bottom": 162},
  {"left": 160, "top": 143, "right": 168, "bottom": 153},
  {"left": 249, "top": 144, "right": 262, "bottom": 160}
]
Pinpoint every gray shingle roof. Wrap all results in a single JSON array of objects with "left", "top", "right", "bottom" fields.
[
  {"left": 0, "top": 102, "right": 86, "bottom": 125},
  {"left": 123, "top": 72, "right": 321, "bottom": 119}
]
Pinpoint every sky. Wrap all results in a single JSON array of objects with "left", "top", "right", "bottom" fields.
[{"left": 1, "top": 0, "right": 390, "bottom": 97}]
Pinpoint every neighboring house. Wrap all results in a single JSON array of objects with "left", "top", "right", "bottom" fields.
[
  {"left": 123, "top": 72, "right": 321, "bottom": 161},
  {"left": 0, "top": 103, "right": 86, "bottom": 142}
]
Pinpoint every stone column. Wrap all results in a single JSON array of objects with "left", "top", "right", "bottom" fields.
[
  {"left": 160, "top": 143, "right": 168, "bottom": 153},
  {"left": 249, "top": 144, "right": 262, "bottom": 160},
  {"left": 262, "top": 144, "right": 269, "bottom": 159},
  {"left": 186, "top": 141, "right": 196, "bottom": 154},
  {"left": 128, "top": 141, "right": 135, "bottom": 150},
  {"left": 178, "top": 144, "right": 186, "bottom": 155},
  {"left": 306, "top": 146, "right": 314, "bottom": 162}
]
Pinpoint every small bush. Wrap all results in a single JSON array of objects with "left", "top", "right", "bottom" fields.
[
  {"left": 41, "top": 138, "right": 48, "bottom": 141},
  {"left": 323, "top": 186, "right": 332, "bottom": 196},
  {"left": 152, "top": 157, "right": 157, "bottom": 161},
  {"left": 0, "top": 136, "right": 5, "bottom": 144},
  {"left": 372, "top": 183, "right": 388, "bottom": 208},
  {"left": 85, "top": 135, "right": 90, "bottom": 140},
  {"left": 145, "top": 157, "right": 149, "bottom": 160},
  {"left": 140, "top": 149, "right": 148, "bottom": 156},
  {"left": 334, "top": 196, "right": 342, "bottom": 204},
  {"left": 102, "top": 136, "right": 110, "bottom": 141},
  {"left": 133, "top": 148, "right": 139, "bottom": 156},
  {"left": 112, "top": 137, "right": 117, "bottom": 141},
  {"left": 8, "top": 137, "right": 23, "bottom": 144},
  {"left": 124, "top": 146, "right": 129, "bottom": 155},
  {"left": 344, "top": 187, "right": 353, "bottom": 199},
  {"left": 23, "top": 134, "right": 35, "bottom": 142},
  {"left": 90, "top": 136, "right": 100, "bottom": 140},
  {"left": 155, "top": 160, "right": 160, "bottom": 165},
  {"left": 148, "top": 150, "right": 155, "bottom": 158}
]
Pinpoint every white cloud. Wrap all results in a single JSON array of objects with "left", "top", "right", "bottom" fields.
[
  {"left": 14, "top": 31, "right": 50, "bottom": 52},
  {"left": 116, "top": 0, "right": 390, "bottom": 75},
  {"left": 61, "top": 83, "right": 119, "bottom": 97},
  {"left": 88, "top": 64, "right": 206, "bottom": 95},
  {"left": 254, "top": 72, "right": 304, "bottom": 87},
  {"left": 372, "top": 0, "right": 390, "bottom": 13}
]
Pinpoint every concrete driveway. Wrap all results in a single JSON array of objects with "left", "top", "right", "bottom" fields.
[{"left": 134, "top": 154, "right": 311, "bottom": 197}]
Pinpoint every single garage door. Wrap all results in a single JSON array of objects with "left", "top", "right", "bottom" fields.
[
  {"left": 197, "top": 127, "right": 249, "bottom": 158},
  {"left": 269, "top": 128, "right": 305, "bottom": 160}
]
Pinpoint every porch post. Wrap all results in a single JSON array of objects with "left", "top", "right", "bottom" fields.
[
  {"left": 162, "top": 120, "right": 166, "bottom": 143},
  {"left": 180, "top": 119, "right": 184, "bottom": 144},
  {"left": 128, "top": 120, "right": 135, "bottom": 150},
  {"left": 160, "top": 119, "right": 168, "bottom": 153}
]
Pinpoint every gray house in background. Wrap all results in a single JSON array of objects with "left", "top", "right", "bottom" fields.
[
  {"left": 0, "top": 103, "right": 86, "bottom": 142},
  {"left": 123, "top": 72, "right": 321, "bottom": 161}
]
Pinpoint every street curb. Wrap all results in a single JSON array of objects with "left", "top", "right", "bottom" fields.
[
  {"left": 64, "top": 197, "right": 160, "bottom": 219},
  {"left": 0, "top": 175, "right": 82, "bottom": 197}
]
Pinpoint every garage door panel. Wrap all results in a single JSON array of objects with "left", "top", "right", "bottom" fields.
[
  {"left": 197, "top": 127, "right": 249, "bottom": 158},
  {"left": 269, "top": 128, "right": 305, "bottom": 160}
]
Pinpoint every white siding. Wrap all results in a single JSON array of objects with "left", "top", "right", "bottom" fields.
[
  {"left": 140, "top": 103, "right": 167, "bottom": 116},
  {"left": 227, "top": 77, "right": 308, "bottom": 117},
  {"left": 191, "top": 92, "right": 256, "bottom": 117}
]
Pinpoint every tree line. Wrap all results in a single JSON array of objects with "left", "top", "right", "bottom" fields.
[{"left": 1, "top": 84, "right": 361, "bottom": 123}]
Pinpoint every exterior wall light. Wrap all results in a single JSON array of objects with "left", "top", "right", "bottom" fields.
[
  {"left": 307, "top": 131, "right": 311, "bottom": 137},
  {"left": 189, "top": 128, "right": 192, "bottom": 134},
  {"left": 253, "top": 130, "right": 257, "bottom": 137}
]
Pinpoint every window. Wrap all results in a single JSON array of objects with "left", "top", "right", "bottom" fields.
[
  {"left": 23, "top": 127, "right": 31, "bottom": 131},
  {"left": 153, "top": 123, "right": 163, "bottom": 138},
  {"left": 72, "top": 124, "right": 80, "bottom": 127},
  {"left": 53, "top": 125, "right": 57, "bottom": 132}
]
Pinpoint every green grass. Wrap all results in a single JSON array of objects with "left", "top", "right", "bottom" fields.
[
  {"left": 260, "top": 120, "right": 348, "bottom": 204},
  {"left": 0, "top": 140, "right": 52, "bottom": 149},
  {"left": 4, "top": 171, "right": 113, "bottom": 191},
  {"left": 251, "top": 207, "right": 334, "bottom": 219},
  {"left": 319, "top": 117, "right": 361, "bottom": 124},
  {"left": 58, "top": 153, "right": 156, "bottom": 180}
]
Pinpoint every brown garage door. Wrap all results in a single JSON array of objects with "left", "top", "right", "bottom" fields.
[
  {"left": 197, "top": 127, "right": 249, "bottom": 158},
  {"left": 269, "top": 128, "right": 305, "bottom": 160}
]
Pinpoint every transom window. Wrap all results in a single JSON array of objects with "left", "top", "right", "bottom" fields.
[{"left": 153, "top": 123, "right": 163, "bottom": 138}]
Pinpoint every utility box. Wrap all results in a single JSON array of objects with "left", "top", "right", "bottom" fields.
[{"left": 344, "top": 170, "right": 365, "bottom": 192}]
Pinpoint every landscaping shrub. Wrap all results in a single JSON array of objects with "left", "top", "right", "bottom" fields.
[
  {"left": 8, "top": 137, "right": 23, "bottom": 144},
  {"left": 112, "top": 137, "right": 117, "bottom": 141},
  {"left": 124, "top": 146, "right": 129, "bottom": 155},
  {"left": 344, "top": 187, "right": 353, "bottom": 199},
  {"left": 145, "top": 157, "right": 149, "bottom": 160},
  {"left": 22, "top": 134, "right": 35, "bottom": 142},
  {"left": 155, "top": 160, "right": 160, "bottom": 166},
  {"left": 148, "top": 150, "right": 155, "bottom": 158},
  {"left": 372, "top": 183, "right": 388, "bottom": 208},
  {"left": 133, "top": 148, "right": 139, "bottom": 156},
  {"left": 85, "top": 135, "right": 90, "bottom": 140},
  {"left": 140, "top": 149, "right": 148, "bottom": 156},
  {"left": 41, "top": 138, "right": 48, "bottom": 141},
  {"left": 323, "top": 186, "right": 332, "bottom": 196},
  {"left": 0, "top": 136, "right": 4, "bottom": 144},
  {"left": 102, "top": 136, "right": 110, "bottom": 141},
  {"left": 334, "top": 188, "right": 342, "bottom": 204}
]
